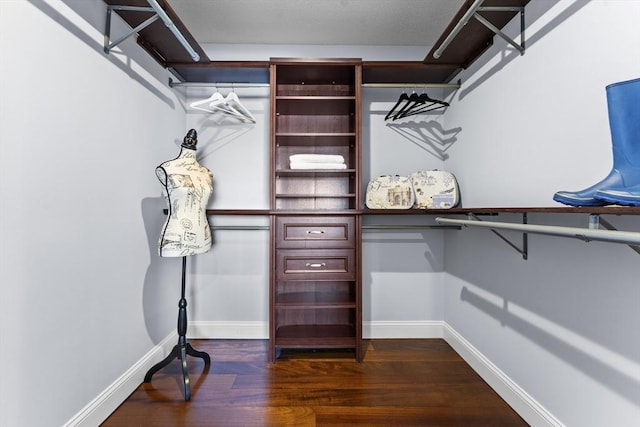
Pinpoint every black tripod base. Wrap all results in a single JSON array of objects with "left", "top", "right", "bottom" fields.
[{"left": 144, "top": 341, "right": 210, "bottom": 401}]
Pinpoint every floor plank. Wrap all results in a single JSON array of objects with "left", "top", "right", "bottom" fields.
[{"left": 102, "top": 339, "right": 528, "bottom": 426}]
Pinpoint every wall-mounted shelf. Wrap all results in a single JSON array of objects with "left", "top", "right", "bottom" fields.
[
  {"left": 103, "top": 0, "right": 209, "bottom": 66},
  {"left": 202, "top": 207, "right": 640, "bottom": 216},
  {"left": 105, "top": 0, "right": 532, "bottom": 86},
  {"left": 432, "top": 207, "right": 640, "bottom": 259},
  {"left": 424, "top": 0, "right": 530, "bottom": 73},
  {"left": 201, "top": 207, "right": 640, "bottom": 259}
]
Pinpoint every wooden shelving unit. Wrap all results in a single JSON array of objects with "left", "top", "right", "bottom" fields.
[{"left": 269, "top": 59, "right": 363, "bottom": 362}]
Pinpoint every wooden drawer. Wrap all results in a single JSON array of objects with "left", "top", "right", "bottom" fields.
[
  {"left": 275, "top": 216, "right": 355, "bottom": 249},
  {"left": 276, "top": 249, "right": 355, "bottom": 281}
]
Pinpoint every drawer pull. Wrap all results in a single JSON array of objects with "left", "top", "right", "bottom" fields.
[
  {"left": 306, "top": 230, "right": 325, "bottom": 235},
  {"left": 305, "top": 262, "right": 326, "bottom": 268}
]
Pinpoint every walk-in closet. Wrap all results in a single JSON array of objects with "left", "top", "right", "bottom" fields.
[{"left": 2, "top": 1, "right": 639, "bottom": 426}]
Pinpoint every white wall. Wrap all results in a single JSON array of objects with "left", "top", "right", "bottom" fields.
[
  {"left": 0, "top": 1, "right": 186, "bottom": 425},
  {"left": 184, "top": 86, "right": 271, "bottom": 335},
  {"left": 443, "top": 1, "right": 640, "bottom": 425}
]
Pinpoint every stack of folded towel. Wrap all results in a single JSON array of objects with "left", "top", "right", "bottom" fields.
[{"left": 289, "top": 154, "right": 347, "bottom": 170}]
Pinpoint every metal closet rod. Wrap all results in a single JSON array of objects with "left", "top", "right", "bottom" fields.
[
  {"left": 169, "top": 80, "right": 270, "bottom": 88},
  {"left": 433, "top": 0, "right": 486, "bottom": 59},
  {"left": 362, "top": 224, "right": 460, "bottom": 230},
  {"left": 435, "top": 217, "right": 640, "bottom": 246},
  {"left": 146, "top": 0, "right": 200, "bottom": 61},
  {"left": 362, "top": 83, "right": 461, "bottom": 89},
  {"left": 210, "top": 225, "right": 269, "bottom": 230}
]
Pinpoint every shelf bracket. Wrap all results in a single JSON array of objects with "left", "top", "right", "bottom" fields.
[
  {"left": 588, "top": 214, "right": 640, "bottom": 255},
  {"left": 104, "top": 1, "right": 200, "bottom": 61},
  {"left": 433, "top": 0, "right": 526, "bottom": 59},
  {"left": 475, "top": 6, "right": 526, "bottom": 55},
  {"left": 104, "top": 5, "right": 157, "bottom": 54},
  {"left": 469, "top": 213, "right": 528, "bottom": 259}
]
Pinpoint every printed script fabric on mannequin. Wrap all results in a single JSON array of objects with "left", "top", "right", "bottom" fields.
[{"left": 156, "top": 130, "right": 213, "bottom": 257}]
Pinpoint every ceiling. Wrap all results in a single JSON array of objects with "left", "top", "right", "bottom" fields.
[{"left": 167, "top": 0, "right": 466, "bottom": 47}]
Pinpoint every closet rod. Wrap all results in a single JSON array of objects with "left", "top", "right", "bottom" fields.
[
  {"left": 435, "top": 217, "right": 640, "bottom": 246},
  {"left": 433, "top": 0, "right": 485, "bottom": 59},
  {"left": 146, "top": 0, "right": 200, "bottom": 61},
  {"left": 211, "top": 225, "right": 269, "bottom": 230},
  {"left": 169, "top": 80, "right": 270, "bottom": 88},
  {"left": 362, "top": 225, "right": 460, "bottom": 230},
  {"left": 362, "top": 83, "right": 461, "bottom": 89}
]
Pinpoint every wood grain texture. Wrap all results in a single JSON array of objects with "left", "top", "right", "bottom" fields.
[{"left": 102, "top": 339, "right": 527, "bottom": 426}]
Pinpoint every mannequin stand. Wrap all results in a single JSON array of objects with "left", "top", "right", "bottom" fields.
[{"left": 144, "top": 256, "right": 210, "bottom": 401}]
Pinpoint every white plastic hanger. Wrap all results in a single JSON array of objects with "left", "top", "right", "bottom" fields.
[
  {"left": 223, "top": 91, "right": 256, "bottom": 123},
  {"left": 189, "top": 91, "right": 239, "bottom": 117},
  {"left": 189, "top": 89, "right": 255, "bottom": 123}
]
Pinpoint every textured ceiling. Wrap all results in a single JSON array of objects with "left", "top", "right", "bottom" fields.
[{"left": 167, "top": 0, "right": 465, "bottom": 46}]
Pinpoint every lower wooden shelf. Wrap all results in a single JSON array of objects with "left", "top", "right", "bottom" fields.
[
  {"left": 274, "top": 325, "right": 357, "bottom": 348},
  {"left": 275, "top": 291, "right": 356, "bottom": 309}
]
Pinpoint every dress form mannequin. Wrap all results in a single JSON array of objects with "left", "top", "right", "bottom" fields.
[
  {"left": 145, "top": 129, "right": 211, "bottom": 401},
  {"left": 156, "top": 129, "right": 213, "bottom": 257}
]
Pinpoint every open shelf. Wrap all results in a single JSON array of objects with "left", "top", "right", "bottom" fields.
[
  {"left": 275, "top": 325, "right": 357, "bottom": 348},
  {"left": 107, "top": 0, "right": 532, "bottom": 86},
  {"left": 203, "top": 207, "right": 640, "bottom": 216}
]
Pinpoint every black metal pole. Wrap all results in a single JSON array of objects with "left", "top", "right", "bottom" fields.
[{"left": 143, "top": 256, "right": 210, "bottom": 401}]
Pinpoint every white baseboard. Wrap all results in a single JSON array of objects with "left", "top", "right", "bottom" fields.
[
  {"left": 65, "top": 321, "right": 560, "bottom": 427},
  {"left": 363, "top": 320, "right": 444, "bottom": 339},
  {"left": 443, "top": 323, "right": 564, "bottom": 427},
  {"left": 63, "top": 332, "right": 178, "bottom": 427},
  {"left": 188, "top": 320, "right": 269, "bottom": 339},
  {"left": 186, "top": 320, "right": 445, "bottom": 340}
]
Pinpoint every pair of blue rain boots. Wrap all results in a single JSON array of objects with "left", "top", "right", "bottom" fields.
[{"left": 553, "top": 77, "right": 640, "bottom": 206}]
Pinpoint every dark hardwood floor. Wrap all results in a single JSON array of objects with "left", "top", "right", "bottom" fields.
[{"left": 102, "top": 339, "right": 528, "bottom": 426}]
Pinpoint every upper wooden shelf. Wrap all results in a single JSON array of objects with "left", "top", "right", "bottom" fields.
[
  {"left": 104, "top": 0, "right": 531, "bottom": 85},
  {"left": 423, "top": 0, "right": 530, "bottom": 68},
  {"left": 103, "top": 0, "right": 209, "bottom": 66}
]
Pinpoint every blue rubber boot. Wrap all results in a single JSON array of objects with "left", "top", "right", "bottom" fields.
[
  {"left": 595, "top": 183, "right": 640, "bottom": 205},
  {"left": 554, "top": 77, "right": 640, "bottom": 206},
  {"left": 593, "top": 79, "right": 640, "bottom": 205}
]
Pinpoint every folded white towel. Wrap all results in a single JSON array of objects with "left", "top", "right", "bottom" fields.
[
  {"left": 289, "top": 154, "right": 345, "bottom": 164},
  {"left": 290, "top": 162, "right": 347, "bottom": 170}
]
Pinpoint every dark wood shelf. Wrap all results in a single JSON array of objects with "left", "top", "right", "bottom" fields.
[
  {"left": 275, "top": 325, "right": 357, "bottom": 346},
  {"left": 202, "top": 207, "right": 640, "bottom": 216},
  {"left": 106, "top": 0, "right": 532, "bottom": 85},
  {"left": 170, "top": 61, "right": 270, "bottom": 84},
  {"left": 424, "top": 0, "right": 531, "bottom": 66},
  {"left": 275, "top": 291, "right": 356, "bottom": 309},
  {"left": 276, "top": 96, "right": 356, "bottom": 100},
  {"left": 103, "top": 0, "right": 209, "bottom": 66}
]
